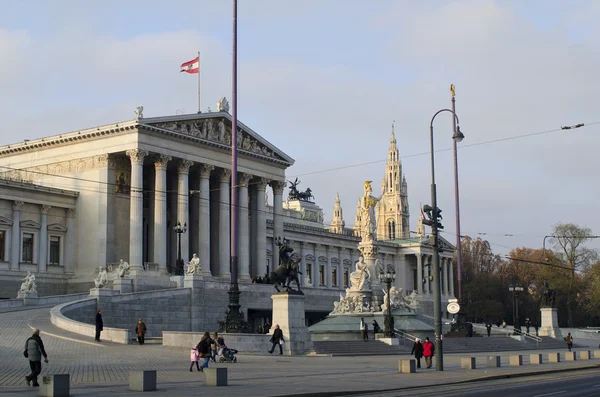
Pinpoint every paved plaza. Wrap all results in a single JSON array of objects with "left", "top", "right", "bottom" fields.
[{"left": 1, "top": 307, "right": 599, "bottom": 397}]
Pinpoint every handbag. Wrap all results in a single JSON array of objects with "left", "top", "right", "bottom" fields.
[
  {"left": 279, "top": 339, "right": 284, "bottom": 345},
  {"left": 23, "top": 350, "right": 28, "bottom": 358}
]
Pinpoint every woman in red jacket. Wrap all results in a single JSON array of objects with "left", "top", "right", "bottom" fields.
[{"left": 422, "top": 337, "right": 435, "bottom": 369}]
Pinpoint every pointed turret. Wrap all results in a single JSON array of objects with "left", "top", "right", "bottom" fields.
[{"left": 330, "top": 192, "right": 346, "bottom": 234}]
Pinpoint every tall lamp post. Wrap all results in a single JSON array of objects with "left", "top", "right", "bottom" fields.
[
  {"left": 378, "top": 269, "right": 396, "bottom": 337},
  {"left": 173, "top": 222, "right": 187, "bottom": 275},
  {"left": 450, "top": 84, "right": 464, "bottom": 301},
  {"left": 508, "top": 284, "right": 524, "bottom": 335},
  {"left": 422, "top": 108, "right": 463, "bottom": 371}
]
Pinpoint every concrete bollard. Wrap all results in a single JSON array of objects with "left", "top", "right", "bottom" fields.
[
  {"left": 398, "top": 359, "right": 416, "bottom": 373},
  {"left": 129, "top": 371, "right": 157, "bottom": 392},
  {"left": 487, "top": 356, "right": 501, "bottom": 368},
  {"left": 40, "top": 374, "right": 70, "bottom": 397},
  {"left": 548, "top": 352, "right": 560, "bottom": 363},
  {"left": 530, "top": 354, "right": 543, "bottom": 364},
  {"left": 580, "top": 351, "right": 591, "bottom": 360},
  {"left": 204, "top": 368, "right": 228, "bottom": 386},
  {"left": 509, "top": 355, "right": 523, "bottom": 366},
  {"left": 461, "top": 357, "right": 476, "bottom": 370},
  {"left": 565, "top": 351, "right": 577, "bottom": 361},
  {"left": 594, "top": 350, "right": 600, "bottom": 359}
]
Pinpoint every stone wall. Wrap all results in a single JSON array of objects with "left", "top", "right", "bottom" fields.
[
  {"left": 62, "top": 297, "right": 97, "bottom": 323},
  {"left": 0, "top": 273, "right": 69, "bottom": 299},
  {"left": 163, "top": 331, "right": 272, "bottom": 353}
]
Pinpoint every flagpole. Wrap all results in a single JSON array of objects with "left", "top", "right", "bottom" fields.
[{"left": 197, "top": 51, "right": 201, "bottom": 113}]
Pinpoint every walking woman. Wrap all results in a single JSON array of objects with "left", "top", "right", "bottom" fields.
[
  {"left": 268, "top": 324, "right": 284, "bottom": 355},
  {"left": 410, "top": 338, "right": 424, "bottom": 368}
]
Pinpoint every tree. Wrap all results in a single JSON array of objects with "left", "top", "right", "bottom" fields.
[{"left": 548, "top": 223, "right": 598, "bottom": 327}]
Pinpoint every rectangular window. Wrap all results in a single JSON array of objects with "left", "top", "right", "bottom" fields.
[
  {"left": 49, "top": 236, "right": 60, "bottom": 265},
  {"left": 306, "top": 264, "right": 312, "bottom": 281},
  {"left": 332, "top": 267, "right": 337, "bottom": 287},
  {"left": 344, "top": 268, "right": 349, "bottom": 288},
  {"left": 319, "top": 265, "right": 325, "bottom": 286},
  {"left": 0, "top": 230, "right": 5, "bottom": 261},
  {"left": 22, "top": 233, "right": 34, "bottom": 263}
]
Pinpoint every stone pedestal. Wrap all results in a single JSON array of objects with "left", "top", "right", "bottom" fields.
[
  {"left": 204, "top": 368, "right": 228, "bottom": 386},
  {"left": 399, "top": 359, "right": 416, "bottom": 373},
  {"left": 539, "top": 307, "right": 562, "bottom": 338},
  {"left": 183, "top": 274, "right": 204, "bottom": 289},
  {"left": 89, "top": 288, "right": 118, "bottom": 308},
  {"left": 358, "top": 241, "right": 383, "bottom": 309},
  {"left": 17, "top": 290, "right": 38, "bottom": 299},
  {"left": 271, "top": 292, "right": 313, "bottom": 355},
  {"left": 129, "top": 371, "right": 156, "bottom": 392},
  {"left": 113, "top": 278, "right": 133, "bottom": 294},
  {"left": 487, "top": 356, "right": 501, "bottom": 367},
  {"left": 40, "top": 374, "right": 70, "bottom": 397},
  {"left": 170, "top": 275, "right": 184, "bottom": 288}
]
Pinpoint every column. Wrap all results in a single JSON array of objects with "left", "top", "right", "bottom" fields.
[
  {"left": 449, "top": 260, "right": 455, "bottom": 297},
  {"left": 300, "top": 242, "right": 306, "bottom": 284},
  {"left": 254, "top": 178, "right": 268, "bottom": 277},
  {"left": 126, "top": 149, "right": 148, "bottom": 270},
  {"left": 270, "top": 181, "right": 285, "bottom": 267},
  {"left": 153, "top": 155, "right": 171, "bottom": 274},
  {"left": 337, "top": 247, "right": 343, "bottom": 289},
  {"left": 217, "top": 169, "right": 231, "bottom": 277},
  {"left": 325, "top": 245, "right": 332, "bottom": 288},
  {"left": 416, "top": 253, "right": 423, "bottom": 295},
  {"left": 10, "top": 201, "right": 23, "bottom": 270},
  {"left": 38, "top": 205, "right": 50, "bottom": 272},
  {"left": 177, "top": 160, "right": 194, "bottom": 262},
  {"left": 442, "top": 257, "right": 449, "bottom": 296},
  {"left": 238, "top": 173, "right": 252, "bottom": 280},
  {"left": 198, "top": 165, "right": 213, "bottom": 276},
  {"left": 65, "top": 209, "right": 76, "bottom": 273}
]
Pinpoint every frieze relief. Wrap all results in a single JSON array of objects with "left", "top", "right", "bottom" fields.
[{"left": 153, "top": 119, "right": 279, "bottom": 159}]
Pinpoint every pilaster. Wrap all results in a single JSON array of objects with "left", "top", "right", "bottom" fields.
[
  {"left": 126, "top": 149, "right": 148, "bottom": 270},
  {"left": 198, "top": 165, "right": 213, "bottom": 276},
  {"left": 38, "top": 205, "right": 51, "bottom": 272},
  {"left": 65, "top": 209, "right": 76, "bottom": 274},
  {"left": 238, "top": 173, "right": 252, "bottom": 280},
  {"left": 177, "top": 159, "right": 194, "bottom": 264},
  {"left": 217, "top": 169, "right": 231, "bottom": 277},
  {"left": 153, "top": 154, "right": 171, "bottom": 274},
  {"left": 10, "top": 201, "right": 23, "bottom": 270},
  {"left": 254, "top": 178, "right": 268, "bottom": 277}
]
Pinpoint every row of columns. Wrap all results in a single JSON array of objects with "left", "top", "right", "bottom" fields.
[
  {"left": 416, "top": 253, "right": 454, "bottom": 296},
  {"left": 9, "top": 201, "right": 75, "bottom": 273}
]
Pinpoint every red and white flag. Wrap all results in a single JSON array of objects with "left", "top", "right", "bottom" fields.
[{"left": 180, "top": 56, "right": 199, "bottom": 74}]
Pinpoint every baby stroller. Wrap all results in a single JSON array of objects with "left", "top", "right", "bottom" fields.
[{"left": 219, "top": 346, "right": 238, "bottom": 363}]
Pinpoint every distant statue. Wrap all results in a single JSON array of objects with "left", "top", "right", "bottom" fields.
[
  {"left": 349, "top": 256, "right": 371, "bottom": 291},
  {"left": 116, "top": 259, "right": 129, "bottom": 278},
  {"left": 94, "top": 267, "right": 108, "bottom": 288},
  {"left": 359, "top": 181, "right": 381, "bottom": 242},
  {"left": 19, "top": 271, "right": 37, "bottom": 293},
  {"left": 303, "top": 275, "right": 313, "bottom": 288},
  {"left": 217, "top": 97, "right": 230, "bottom": 113},
  {"left": 542, "top": 279, "right": 557, "bottom": 307},
  {"left": 134, "top": 106, "right": 144, "bottom": 119},
  {"left": 287, "top": 177, "right": 301, "bottom": 200},
  {"left": 381, "top": 286, "right": 405, "bottom": 312},
  {"left": 266, "top": 239, "right": 302, "bottom": 292},
  {"left": 186, "top": 253, "right": 202, "bottom": 275}
]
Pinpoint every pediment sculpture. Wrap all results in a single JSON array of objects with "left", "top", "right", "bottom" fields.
[
  {"left": 19, "top": 271, "right": 37, "bottom": 293},
  {"left": 330, "top": 291, "right": 375, "bottom": 315}
]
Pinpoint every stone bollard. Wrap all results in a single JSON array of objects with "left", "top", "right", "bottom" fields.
[
  {"left": 580, "top": 351, "right": 591, "bottom": 360},
  {"left": 565, "top": 351, "right": 577, "bottom": 361},
  {"left": 129, "top": 371, "right": 157, "bottom": 392},
  {"left": 594, "top": 350, "right": 600, "bottom": 359},
  {"left": 398, "top": 359, "right": 416, "bottom": 373},
  {"left": 548, "top": 352, "right": 560, "bottom": 363},
  {"left": 40, "top": 374, "right": 70, "bottom": 397},
  {"left": 530, "top": 354, "right": 543, "bottom": 364},
  {"left": 509, "top": 355, "right": 523, "bottom": 366},
  {"left": 487, "top": 356, "right": 501, "bottom": 368},
  {"left": 461, "top": 357, "right": 476, "bottom": 370},
  {"left": 204, "top": 368, "right": 227, "bottom": 386}
]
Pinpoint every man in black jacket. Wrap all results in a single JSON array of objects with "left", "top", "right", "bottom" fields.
[
  {"left": 24, "top": 329, "right": 49, "bottom": 387},
  {"left": 268, "top": 324, "right": 284, "bottom": 355},
  {"left": 95, "top": 310, "right": 103, "bottom": 342}
]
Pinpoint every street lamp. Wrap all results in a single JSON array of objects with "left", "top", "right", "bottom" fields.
[
  {"left": 508, "top": 284, "right": 524, "bottom": 335},
  {"left": 173, "top": 222, "right": 187, "bottom": 275},
  {"left": 450, "top": 85, "right": 465, "bottom": 302},
  {"left": 378, "top": 269, "right": 396, "bottom": 337},
  {"left": 422, "top": 108, "right": 461, "bottom": 371}
]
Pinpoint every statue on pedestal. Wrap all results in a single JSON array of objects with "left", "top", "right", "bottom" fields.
[
  {"left": 19, "top": 271, "right": 37, "bottom": 293},
  {"left": 186, "top": 253, "right": 202, "bottom": 275},
  {"left": 542, "top": 279, "right": 557, "bottom": 307},
  {"left": 266, "top": 238, "right": 302, "bottom": 292},
  {"left": 94, "top": 267, "right": 108, "bottom": 288},
  {"left": 349, "top": 256, "right": 371, "bottom": 291},
  {"left": 116, "top": 259, "right": 130, "bottom": 278},
  {"left": 359, "top": 181, "right": 381, "bottom": 243},
  {"left": 303, "top": 275, "right": 313, "bottom": 288}
]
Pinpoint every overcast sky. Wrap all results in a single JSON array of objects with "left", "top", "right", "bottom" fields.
[{"left": 1, "top": 0, "right": 599, "bottom": 255}]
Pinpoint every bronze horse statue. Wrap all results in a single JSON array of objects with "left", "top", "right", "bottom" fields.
[
  {"left": 542, "top": 279, "right": 556, "bottom": 307},
  {"left": 266, "top": 240, "right": 302, "bottom": 292}
]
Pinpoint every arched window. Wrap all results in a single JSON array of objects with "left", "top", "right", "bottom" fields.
[{"left": 387, "top": 220, "right": 396, "bottom": 240}]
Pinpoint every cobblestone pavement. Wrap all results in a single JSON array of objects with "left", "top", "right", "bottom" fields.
[{"left": 1, "top": 307, "right": 599, "bottom": 397}]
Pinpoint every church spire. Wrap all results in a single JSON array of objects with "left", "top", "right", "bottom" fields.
[{"left": 330, "top": 192, "right": 345, "bottom": 234}]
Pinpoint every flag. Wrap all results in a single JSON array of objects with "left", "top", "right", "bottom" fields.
[{"left": 180, "top": 56, "right": 199, "bottom": 74}]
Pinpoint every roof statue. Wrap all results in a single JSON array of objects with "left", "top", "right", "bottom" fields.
[
  {"left": 217, "top": 97, "right": 230, "bottom": 113},
  {"left": 286, "top": 177, "right": 314, "bottom": 202},
  {"left": 135, "top": 106, "right": 144, "bottom": 120}
]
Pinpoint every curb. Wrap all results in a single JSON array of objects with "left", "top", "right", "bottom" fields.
[{"left": 26, "top": 321, "right": 107, "bottom": 348}]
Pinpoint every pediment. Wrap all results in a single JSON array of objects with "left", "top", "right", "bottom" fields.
[
  {"left": 0, "top": 216, "right": 13, "bottom": 226},
  {"left": 318, "top": 255, "right": 328, "bottom": 263},
  {"left": 266, "top": 249, "right": 273, "bottom": 256},
  {"left": 342, "top": 259, "right": 352, "bottom": 266},
  {"left": 330, "top": 257, "right": 340, "bottom": 264},
  {"left": 20, "top": 220, "right": 40, "bottom": 229},
  {"left": 141, "top": 113, "right": 294, "bottom": 166},
  {"left": 305, "top": 254, "right": 315, "bottom": 261},
  {"left": 48, "top": 223, "right": 68, "bottom": 232}
]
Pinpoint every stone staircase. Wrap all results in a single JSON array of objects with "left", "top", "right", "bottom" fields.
[{"left": 312, "top": 336, "right": 571, "bottom": 356}]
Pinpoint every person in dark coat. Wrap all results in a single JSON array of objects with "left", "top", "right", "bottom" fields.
[
  {"left": 135, "top": 319, "right": 147, "bottom": 345},
  {"left": 410, "top": 338, "right": 424, "bottom": 368},
  {"left": 268, "top": 324, "right": 284, "bottom": 355},
  {"left": 196, "top": 332, "right": 213, "bottom": 371},
  {"left": 95, "top": 310, "right": 103, "bottom": 342},
  {"left": 371, "top": 320, "right": 380, "bottom": 337},
  {"left": 24, "top": 329, "right": 49, "bottom": 387}
]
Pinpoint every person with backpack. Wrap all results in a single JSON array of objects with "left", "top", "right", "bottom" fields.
[{"left": 24, "top": 329, "right": 49, "bottom": 387}]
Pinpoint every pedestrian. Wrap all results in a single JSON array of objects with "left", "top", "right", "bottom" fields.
[
  {"left": 24, "top": 329, "right": 49, "bottom": 387},
  {"left": 525, "top": 318, "right": 531, "bottom": 335},
  {"left": 189, "top": 345, "right": 200, "bottom": 372},
  {"left": 135, "top": 319, "right": 147, "bottom": 345},
  {"left": 486, "top": 322, "right": 492, "bottom": 337},
  {"left": 422, "top": 337, "right": 435, "bottom": 369},
  {"left": 502, "top": 320, "right": 507, "bottom": 328},
  {"left": 263, "top": 321, "right": 271, "bottom": 334},
  {"left": 268, "top": 324, "right": 284, "bottom": 355},
  {"left": 565, "top": 333, "right": 574, "bottom": 352},
  {"left": 95, "top": 310, "right": 103, "bottom": 342},
  {"left": 534, "top": 321, "right": 539, "bottom": 337},
  {"left": 410, "top": 338, "right": 424, "bottom": 369},
  {"left": 371, "top": 319, "right": 380, "bottom": 337},
  {"left": 196, "top": 332, "right": 212, "bottom": 371},
  {"left": 360, "top": 318, "right": 368, "bottom": 341},
  {"left": 257, "top": 325, "right": 263, "bottom": 334},
  {"left": 211, "top": 332, "right": 219, "bottom": 363},
  {"left": 496, "top": 318, "right": 501, "bottom": 327}
]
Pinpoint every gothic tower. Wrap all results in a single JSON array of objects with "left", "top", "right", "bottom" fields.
[
  {"left": 330, "top": 192, "right": 346, "bottom": 234},
  {"left": 375, "top": 126, "right": 410, "bottom": 240}
]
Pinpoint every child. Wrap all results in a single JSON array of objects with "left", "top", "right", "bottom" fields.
[
  {"left": 190, "top": 345, "right": 200, "bottom": 372},
  {"left": 210, "top": 333, "right": 218, "bottom": 363}
]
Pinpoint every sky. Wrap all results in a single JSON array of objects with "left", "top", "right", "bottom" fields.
[{"left": 1, "top": 0, "right": 599, "bottom": 255}]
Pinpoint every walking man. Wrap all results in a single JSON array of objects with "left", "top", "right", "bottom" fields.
[
  {"left": 24, "top": 329, "right": 48, "bottom": 387},
  {"left": 268, "top": 324, "right": 284, "bottom": 355},
  {"left": 135, "top": 319, "right": 147, "bottom": 345},
  {"left": 95, "top": 310, "right": 103, "bottom": 342},
  {"left": 423, "top": 337, "right": 435, "bottom": 369},
  {"left": 360, "top": 318, "right": 368, "bottom": 341}
]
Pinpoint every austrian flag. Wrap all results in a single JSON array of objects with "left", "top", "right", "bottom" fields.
[{"left": 180, "top": 56, "right": 199, "bottom": 74}]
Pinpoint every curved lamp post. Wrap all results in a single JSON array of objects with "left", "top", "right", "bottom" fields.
[
  {"left": 173, "top": 222, "right": 187, "bottom": 275},
  {"left": 378, "top": 269, "right": 396, "bottom": 337}
]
